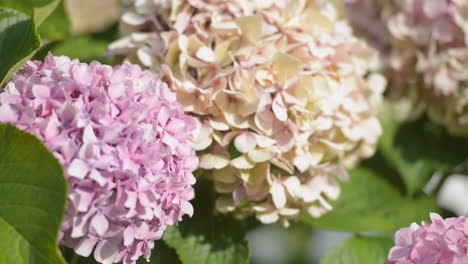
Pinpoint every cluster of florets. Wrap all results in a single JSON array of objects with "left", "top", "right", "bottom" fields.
[
  {"left": 0, "top": 54, "right": 198, "bottom": 264},
  {"left": 345, "top": 0, "right": 468, "bottom": 135},
  {"left": 109, "top": 0, "right": 384, "bottom": 226},
  {"left": 387, "top": 213, "right": 468, "bottom": 264}
]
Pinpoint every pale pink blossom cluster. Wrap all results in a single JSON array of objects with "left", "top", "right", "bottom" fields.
[
  {"left": 110, "top": 0, "right": 385, "bottom": 226},
  {"left": 386, "top": 213, "right": 468, "bottom": 264},
  {"left": 0, "top": 54, "right": 198, "bottom": 264},
  {"left": 345, "top": 0, "right": 468, "bottom": 136}
]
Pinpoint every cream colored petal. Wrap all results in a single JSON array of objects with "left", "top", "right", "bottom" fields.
[
  {"left": 270, "top": 181, "right": 287, "bottom": 209},
  {"left": 256, "top": 210, "right": 279, "bottom": 224},
  {"left": 213, "top": 166, "right": 240, "bottom": 184},
  {"left": 230, "top": 155, "right": 256, "bottom": 169},
  {"left": 255, "top": 94, "right": 274, "bottom": 135},
  {"left": 234, "top": 132, "right": 257, "bottom": 153},
  {"left": 272, "top": 53, "right": 301, "bottom": 82},
  {"left": 318, "top": 195, "right": 333, "bottom": 211},
  {"left": 239, "top": 162, "right": 269, "bottom": 186},
  {"left": 214, "top": 40, "right": 233, "bottom": 66},
  {"left": 254, "top": 134, "right": 276, "bottom": 148},
  {"left": 137, "top": 47, "right": 156, "bottom": 67},
  {"left": 121, "top": 11, "right": 146, "bottom": 25},
  {"left": 293, "top": 155, "right": 310, "bottom": 172},
  {"left": 196, "top": 46, "right": 217, "bottom": 63},
  {"left": 221, "top": 131, "right": 241, "bottom": 147},
  {"left": 248, "top": 148, "right": 276, "bottom": 163},
  {"left": 252, "top": 204, "right": 268, "bottom": 212},
  {"left": 199, "top": 153, "right": 230, "bottom": 169},
  {"left": 283, "top": 176, "right": 301, "bottom": 198},
  {"left": 214, "top": 181, "right": 239, "bottom": 194},
  {"left": 301, "top": 185, "right": 320, "bottom": 203},
  {"left": 235, "top": 15, "right": 264, "bottom": 43},
  {"left": 307, "top": 205, "right": 328, "bottom": 218},
  {"left": 278, "top": 207, "right": 301, "bottom": 217},
  {"left": 271, "top": 157, "right": 295, "bottom": 174},
  {"left": 272, "top": 94, "right": 288, "bottom": 121},
  {"left": 209, "top": 117, "right": 230, "bottom": 131},
  {"left": 318, "top": 138, "right": 346, "bottom": 152}
]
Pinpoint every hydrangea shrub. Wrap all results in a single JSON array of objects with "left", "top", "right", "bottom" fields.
[
  {"left": 0, "top": 0, "right": 466, "bottom": 264},
  {"left": 0, "top": 54, "right": 198, "bottom": 264}
]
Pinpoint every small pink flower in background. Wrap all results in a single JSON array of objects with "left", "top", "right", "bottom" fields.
[
  {"left": 386, "top": 213, "right": 468, "bottom": 264},
  {"left": 0, "top": 54, "right": 198, "bottom": 264}
]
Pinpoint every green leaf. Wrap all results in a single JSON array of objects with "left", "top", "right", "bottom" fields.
[
  {"left": 0, "top": 0, "right": 60, "bottom": 86},
  {"left": 0, "top": 8, "right": 39, "bottom": 86},
  {"left": 303, "top": 168, "right": 438, "bottom": 233},
  {"left": 320, "top": 235, "right": 393, "bottom": 264},
  {"left": 380, "top": 105, "right": 468, "bottom": 196},
  {"left": 0, "top": 0, "right": 68, "bottom": 40},
  {"left": 139, "top": 240, "right": 181, "bottom": 264},
  {"left": 163, "top": 181, "right": 250, "bottom": 264},
  {"left": 35, "top": 25, "right": 118, "bottom": 64},
  {"left": 0, "top": 124, "right": 67, "bottom": 264}
]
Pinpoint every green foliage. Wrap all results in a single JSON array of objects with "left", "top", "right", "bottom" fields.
[
  {"left": 0, "top": 0, "right": 60, "bottom": 86},
  {"left": 35, "top": 25, "right": 118, "bottom": 64},
  {"left": 0, "top": 124, "right": 67, "bottom": 264},
  {"left": 303, "top": 168, "right": 438, "bottom": 232},
  {"left": 0, "top": 0, "right": 69, "bottom": 40},
  {"left": 140, "top": 240, "right": 182, "bottom": 264},
  {"left": 163, "top": 181, "right": 250, "bottom": 264},
  {"left": 380, "top": 106, "right": 468, "bottom": 196},
  {"left": 320, "top": 235, "right": 393, "bottom": 264}
]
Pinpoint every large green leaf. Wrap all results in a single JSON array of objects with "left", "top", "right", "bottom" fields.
[
  {"left": 0, "top": 124, "right": 67, "bottom": 264},
  {"left": 0, "top": 0, "right": 60, "bottom": 86},
  {"left": 0, "top": 0, "right": 68, "bottom": 40},
  {"left": 380, "top": 106, "right": 468, "bottom": 196},
  {"left": 163, "top": 181, "right": 250, "bottom": 264},
  {"left": 303, "top": 168, "right": 437, "bottom": 233},
  {"left": 320, "top": 235, "right": 393, "bottom": 264}
]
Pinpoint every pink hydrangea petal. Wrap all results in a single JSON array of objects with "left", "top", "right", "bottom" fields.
[
  {"left": 180, "top": 199, "right": 194, "bottom": 217},
  {"left": 0, "top": 104, "right": 18, "bottom": 123},
  {"left": 75, "top": 237, "right": 99, "bottom": 257},
  {"left": 94, "top": 240, "right": 119, "bottom": 264},
  {"left": 123, "top": 226, "right": 136, "bottom": 247},
  {"left": 68, "top": 159, "right": 89, "bottom": 179},
  {"left": 32, "top": 84, "right": 50, "bottom": 99},
  {"left": 272, "top": 95, "right": 288, "bottom": 121},
  {"left": 395, "top": 228, "right": 414, "bottom": 247},
  {"left": 90, "top": 213, "right": 109, "bottom": 237}
]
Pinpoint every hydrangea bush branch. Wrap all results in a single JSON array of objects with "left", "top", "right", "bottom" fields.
[
  {"left": 109, "top": 0, "right": 385, "bottom": 226},
  {"left": 0, "top": 54, "right": 198, "bottom": 264}
]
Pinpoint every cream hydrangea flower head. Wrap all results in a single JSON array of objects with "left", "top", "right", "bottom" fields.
[
  {"left": 110, "top": 0, "right": 384, "bottom": 226},
  {"left": 345, "top": 0, "right": 468, "bottom": 136}
]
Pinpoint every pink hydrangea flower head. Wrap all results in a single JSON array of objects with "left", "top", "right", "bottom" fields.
[
  {"left": 0, "top": 54, "right": 198, "bottom": 264},
  {"left": 110, "top": 0, "right": 385, "bottom": 226},
  {"left": 387, "top": 213, "right": 468, "bottom": 264}
]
